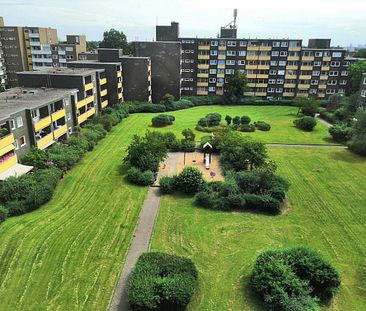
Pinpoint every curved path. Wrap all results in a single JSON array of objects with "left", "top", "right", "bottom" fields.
[{"left": 108, "top": 187, "right": 162, "bottom": 311}]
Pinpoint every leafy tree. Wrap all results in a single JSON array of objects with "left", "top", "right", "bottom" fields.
[
  {"left": 354, "top": 48, "right": 366, "bottom": 58},
  {"left": 349, "top": 60, "right": 366, "bottom": 94},
  {"left": 86, "top": 40, "right": 100, "bottom": 51},
  {"left": 296, "top": 97, "right": 319, "bottom": 117},
  {"left": 329, "top": 124, "right": 353, "bottom": 143},
  {"left": 99, "top": 28, "right": 132, "bottom": 54},
  {"left": 224, "top": 70, "right": 248, "bottom": 103},
  {"left": 182, "top": 128, "right": 195, "bottom": 142},
  {"left": 160, "top": 93, "right": 175, "bottom": 110},
  {"left": 225, "top": 115, "right": 232, "bottom": 125},
  {"left": 348, "top": 108, "right": 366, "bottom": 155},
  {"left": 175, "top": 167, "right": 206, "bottom": 194}
]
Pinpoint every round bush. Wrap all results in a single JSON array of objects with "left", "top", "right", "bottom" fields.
[
  {"left": 176, "top": 167, "right": 206, "bottom": 194},
  {"left": 329, "top": 124, "right": 352, "bottom": 142},
  {"left": 239, "top": 124, "right": 256, "bottom": 132},
  {"left": 151, "top": 114, "right": 175, "bottom": 127},
  {"left": 128, "top": 252, "right": 198, "bottom": 311},
  {"left": 254, "top": 121, "right": 271, "bottom": 131},
  {"left": 250, "top": 247, "right": 340, "bottom": 311},
  {"left": 240, "top": 115, "right": 251, "bottom": 125},
  {"left": 159, "top": 176, "right": 177, "bottom": 194},
  {"left": 294, "top": 116, "right": 317, "bottom": 131},
  {"left": 126, "top": 167, "right": 155, "bottom": 186}
]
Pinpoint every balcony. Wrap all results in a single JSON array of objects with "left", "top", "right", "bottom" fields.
[
  {"left": 51, "top": 109, "right": 66, "bottom": 122},
  {"left": 302, "top": 56, "right": 314, "bottom": 61},
  {"left": 245, "top": 65, "right": 257, "bottom": 70},
  {"left": 53, "top": 125, "right": 67, "bottom": 139},
  {"left": 285, "top": 75, "right": 297, "bottom": 79},
  {"left": 321, "top": 66, "right": 330, "bottom": 71},
  {"left": 0, "top": 143, "right": 15, "bottom": 158},
  {"left": 247, "top": 46, "right": 260, "bottom": 51},
  {"left": 300, "top": 66, "right": 313, "bottom": 71},
  {"left": 256, "top": 83, "right": 268, "bottom": 88},
  {"left": 258, "top": 65, "right": 270, "bottom": 70},
  {"left": 297, "top": 93, "right": 309, "bottom": 98},
  {"left": 29, "top": 32, "right": 40, "bottom": 38},
  {"left": 299, "top": 75, "right": 312, "bottom": 80},
  {"left": 58, "top": 50, "right": 66, "bottom": 55},
  {"left": 30, "top": 41, "right": 41, "bottom": 46},
  {"left": 318, "top": 93, "right": 326, "bottom": 98},
  {"left": 197, "top": 82, "right": 208, "bottom": 87},
  {"left": 286, "top": 65, "right": 298, "bottom": 70},
  {"left": 117, "top": 71, "right": 122, "bottom": 78},
  {"left": 256, "top": 92, "right": 267, "bottom": 97},
  {"left": 101, "top": 89, "right": 108, "bottom": 97},
  {"left": 283, "top": 92, "right": 295, "bottom": 97},
  {"left": 118, "top": 93, "right": 123, "bottom": 100},
  {"left": 257, "top": 74, "right": 269, "bottom": 79},
  {"left": 198, "top": 55, "right": 209, "bottom": 60},
  {"left": 246, "top": 55, "right": 258, "bottom": 61},
  {"left": 77, "top": 108, "right": 96, "bottom": 124},
  {"left": 85, "top": 82, "right": 94, "bottom": 91},
  {"left": 32, "top": 57, "right": 52, "bottom": 63},
  {"left": 258, "top": 56, "right": 271, "bottom": 61},
  {"left": 100, "top": 78, "right": 107, "bottom": 85},
  {"left": 118, "top": 82, "right": 122, "bottom": 89},
  {"left": 259, "top": 46, "right": 272, "bottom": 51},
  {"left": 198, "top": 45, "right": 210, "bottom": 50},
  {"left": 216, "top": 83, "right": 224, "bottom": 87},
  {"left": 31, "top": 49, "right": 51, "bottom": 55},
  {"left": 218, "top": 55, "right": 226, "bottom": 60},
  {"left": 197, "top": 90, "right": 208, "bottom": 95},
  {"left": 197, "top": 64, "right": 209, "bottom": 70},
  {"left": 284, "top": 83, "right": 296, "bottom": 88},
  {"left": 218, "top": 46, "right": 226, "bottom": 51},
  {"left": 76, "top": 95, "right": 94, "bottom": 109},
  {"left": 195, "top": 74, "right": 207, "bottom": 79},
  {"left": 244, "top": 92, "right": 255, "bottom": 96},
  {"left": 0, "top": 153, "right": 18, "bottom": 174},
  {"left": 217, "top": 73, "right": 225, "bottom": 78},
  {"left": 298, "top": 84, "right": 310, "bottom": 89},
  {"left": 323, "top": 56, "right": 331, "bottom": 62},
  {"left": 217, "top": 64, "right": 225, "bottom": 69},
  {"left": 287, "top": 56, "right": 300, "bottom": 61},
  {"left": 0, "top": 133, "right": 15, "bottom": 151},
  {"left": 247, "top": 83, "right": 256, "bottom": 87},
  {"left": 320, "top": 76, "right": 328, "bottom": 80},
  {"left": 247, "top": 74, "right": 257, "bottom": 79},
  {"left": 318, "top": 84, "right": 326, "bottom": 89},
  {"left": 34, "top": 116, "right": 52, "bottom": 132},
  {"left": 37, "top": 133, "right": 54, "bottom": 149},
  {"left": 216, "top": 90, "right": 224, "bottom": 95},
  {"left": 289, "top": 47, "right": 301, "bottom": 52},
  {"left": 101, "top": 100, "right": 108, "bottom": 108}
]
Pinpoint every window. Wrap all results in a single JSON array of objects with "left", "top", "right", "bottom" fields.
[
  {"left": 267, "top": 88, "right": 275, "bottom": 93},
  {"left": 280, "top": 51, "right": 287, "bottom": 57},
  {"left": 184, "top": 59, "right": 191, "bottom": 63},
  {"left": 309, "top": 89, "right": 317, "bottom": 95},
  {"left": 314, "top": 61, "right": 321, "bottom": 66},
  {"left": 327, "top": 80, "right": 337, "bottom": 85},
  {"left": 19, "top": 136, "right": 26, "bottom": 147},
  {"left": 210, "top": 60, "right": 217, "bottom": 65},
  {"left": 226, "top": 60, "right": 235, "bottom": 65},
  {"left": 210, "top": 50, "right": 218, "bottom": 56},
  {"left": 364, "top": 78, "right": 366, "bottom": 84},
  {"left": 276, "top": 88, "right": 283, "bottom": 93},
  {"left": 339, "top": 80, "right": 347, "bottom": 85},
  {"left": 361, "top": 90, "right": 366, "bottom": 98},
  {"left": 67, "top": 112, "right": 71, "bottom": 120},
  {"left": 238, "top": 51, "right": 246, "bottom": 56},
  {"left": 227, "top": 50, "right": 236, "bottom": 56},
  {"left": 184, "top": 50, "right": 190, "bottom": 53},
  {"left": 209, "top": 69, "right": 217, "bottom": 74},
  {"left": 341, "top": 71, "right": 349, "bottom": 76},
  {"left": 329, "top": 71, "right": 339, "bottom": 76},
  {"left": 211, "top": 41, "right": 218, "bottom": 46},
  {"left": 315, "top": 52, "right": 323, "bottom": 57},
  {"left": 225, "top": 69, "right": 234, "bottom": 75},
  {"left": 272, "top": 42, "right": 280, "bottom": 47},
  {"left": 326, "top": 89, "right": 336, "bottom": 94},
  {"left": 311, "top": 80, "right": 318, "bottom": 85},
  {"left": 277, "top": 70, "right": 285, "bottom": 75},
  {"left": 312, "top": 71, "right": 320, "bottom": 76},
  {"left": 15, "top": 116, "right": 23, "bottom": 128},
  {"left": 281, "top": 41, "right": 288, "bottom": 47},
  {"left": 239, "top": 41, "right": 247, "bottom": 46},
  {"left": 218, "top": 60, "right": 225, "bottom": 65},
  {"left": 227, "top": 41, "right": 236, "bottom": 47},
  {"left": 209, "top": 78, "right": 216, "bottom": 83},
  {"left": 268, "top": 79, "right": 276, "bottom": 84},
  {"left": 270, "top": 61, "right": 278, "bottom": 66},
  {"left": 269, "top": 70, "right": 277, "bottom": 75},
  {"left": 332, "top": 52, "right": 342, "bottom": 58},
  {"left": 276, "top": 79, "right": 284, "bottom": 84},
  {"left": 238, "top": 60, "right": 245, "bottom": 65},
  {"left": 217, "top": 78, "right": 224, "bottom": 83},
  {"left": 271, "top": 51, "right": 279, "bottom": 57},
  {"left": 331, "top": 61, "right": 340, "bottom": 67},
  {"left": 14, "top": 139, "right": 19, "bottom": 150},
  {"left": 209, "top": 87, "right": 216, "bottom": 92},
  {"left": 66, "top": 47, "right": 74, "bottom": 52},
  {"left": 279, "top": 61, "right": 286, "bottom": 66}
]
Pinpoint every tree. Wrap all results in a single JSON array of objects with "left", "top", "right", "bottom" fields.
[
  {"left": 182, "top": 128, "right": 195, "bottom": 142},
  {"left": 295, "top": 97, "right": 319, "bottom": 117},
  {"left": 225, "top": 115, "right": 232, "bottom": 125},
  {"left": 348, "top": 108, "right": 366, "bottom": 156},
  {"left": 160, "top": 93, "right": 175, "bottom": 110},
  {"left": 349, "top": 60, "right": 366, "bottom": 94},
  {"left": 175, "top": 167, "right": 205, "bottom": 194},
  {"left": 99, "top": 28, "right": 132, "bottom": 54},
  {"left": 224, "top": 70, "right": 248, "bottom": 103},
  {"left": 354, "top": 48, "right": 366, "bottom": 58},
  {"left": 86, "top": 40, "right": 100, "bottom": 51},
  {"left": 240, "top": 115, "right": 251, "bottom": 125}
]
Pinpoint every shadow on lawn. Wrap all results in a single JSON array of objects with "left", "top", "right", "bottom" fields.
[
  {"left": 331, "top": 149, "right": 366, "bottom": 164},
  {"left": 240, "top": 274, "right": 265, "bottom": 311}
]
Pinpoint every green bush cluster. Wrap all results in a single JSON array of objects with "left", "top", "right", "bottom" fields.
[
  {"left": 250, "top": 247, "right": 341, "bottom": 311},
  {"left": 128, "top": 252, "right": 198, "bottom": 311},
  {"left": 294, "top": 116, "right": 317, "bottom": 131},
  {"left": 254, "top": 121, "right": 271, "bottom": 131},
  {"left": 151, "top": 114, "right": 175, "bottom": 127},
  {"left": 197, "top": 113, "right": 222, "bottom": 127},
  {"left": 126, "top": 167, "right": 155, "bottom": 186},
  {"left": 329, "top": 124, "right": 353, "bottom": 143},
  {"left": 195, "top": 169, "right": 289, "bottom": 214},
  {"left": 159, "top": 167, "right": 206, "bottom": 195},
  {"left": 0, "top": 168, "right": 62, "bottom": 216}
]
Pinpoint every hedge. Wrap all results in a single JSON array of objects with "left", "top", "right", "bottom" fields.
[
  {"left": 128, "top": 252, "right": 198, "bottom": 311},
  {"left": 151, "top": 114, "right": 175, "bottom": 127},
  {"left": 126, "top": 167, "right": 155, "bottom": 186},
  {"left": 294, "top": 116, "right": 317, "bottom": 131}
]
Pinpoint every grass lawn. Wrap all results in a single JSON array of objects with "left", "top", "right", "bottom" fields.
[
  {"left": 151, "top": 147, "right": 366, "bottom": 311},
  {"left": 0, "top": 114, "right": 151, "bottom": 310},
  {"left": 144, "top": 105, "right": 335, "bottom": 145}
]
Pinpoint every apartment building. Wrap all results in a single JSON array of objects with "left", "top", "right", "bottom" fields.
[
  {"left": 133, "top": 41, "right": 181, "bottom": 103},
  {"left": 0, "top": 87, "right": 77, "bottom": 179},
  {"left": 0, "top": 40, "right": 6, "bottom": 88},
  {"left": 360, "top": 73, "right": 366, "bottom": 105},
  {"left": 17, "top": 67, "right": 106, "bottom": 125},
  {"left": 67, "top": 59, "right": 123, "bottom": 106},
  {"left": 157, "top": 22, "right": 350, "bottom": 99}
]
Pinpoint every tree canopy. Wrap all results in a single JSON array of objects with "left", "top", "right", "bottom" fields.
[
  {"left": 353, "top": 49, "right": 366, "bottom": 58},
  {"left": 99, "top": 28, "right": 132, "bottom": 54},
  {"left": 224, "top": 70, "right": 248, "bottom": 103},
  {"left": 349, "top": 60, "right": 366, "bottom": 94}
]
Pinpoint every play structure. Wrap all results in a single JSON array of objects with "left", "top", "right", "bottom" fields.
[{"left": 202, "top": 142, "right": 213, "bottom": 169}]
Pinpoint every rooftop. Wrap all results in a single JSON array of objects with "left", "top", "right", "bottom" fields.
[
  {"left": 17, "top": 67, "right": 103, "bottom": 76},
  {"left": 0, "top": 87, "right": 77, "bottom": 121},
  {"left": 69, "top": 60, "right": 122, "bottom": 65}
]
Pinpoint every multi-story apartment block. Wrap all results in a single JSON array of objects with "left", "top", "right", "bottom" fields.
[
  {"left": 133, "top": 41, "right": 181, "bottom": 103},
  {"left": 17, "top": 68, "right": 106, "bottom": 125},
  {"left": 67, "top": 59, "right": 124, "bottom": 106},
  {"left": 360, "top": 73, "right": 366, "bottom": 105},
  {"left": 0, "top": 87, "right": 77, "bottom": 179},
  {"left": 0, "top": 17, "right": 87, "bottom": 87},
  {"left": 0, "top": 40, "right": 6, "bottom": 88},
  {"left": 157, "top": 21, "right": 350, "bottom": 99}
]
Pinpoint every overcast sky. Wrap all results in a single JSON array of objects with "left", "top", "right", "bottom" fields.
[{"left": 1, "top": 0, "right": 366, "bottom": 47}]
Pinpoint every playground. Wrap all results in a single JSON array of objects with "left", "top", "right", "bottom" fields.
[{"left": 156, "top": 151, "right": 224, "bottom": 184}]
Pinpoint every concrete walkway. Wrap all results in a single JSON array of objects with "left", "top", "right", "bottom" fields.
[
  {"left": 315, "top": 113, "right": 333, "bottom": 128},
  {"left": 108, "top": 187, "right": 162, "bottom": 311}
]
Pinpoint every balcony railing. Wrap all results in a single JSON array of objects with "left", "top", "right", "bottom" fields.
[
  {"left": 100, "top": 78, "right": 107, "bottom": 85},
  {"left": 0, "top": 133, "right": 15, "bottom": 151},
  {"left": 53, "top": 125, "right": 67, "bottom": 139},
  {"left": 36, "top": 133, "right": 54, "bottom": 149},
  {"left": 101, "top": 89, "right": 108, "bottom": 97},
  {"left": 34, "top": 116, "right": 52, "bottom": 132},
  {"left": 76, "top": 95, "right": 94, "bottom": 109},
  {"left": 101, "top": 100, "right": 108, "bottom": 108},
  {"left": 0, "top": 152, "right": 17, "bottom": 174},
  {"left": 85, "top": 82, "right": 94, "bottom": 91},
  {"left": 51, "top": 109, "right": 66, "bottom": 121}
]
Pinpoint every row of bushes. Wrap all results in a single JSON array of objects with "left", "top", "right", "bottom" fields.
[
  {"left": 128, "top": 252, "right": 198, "bottom": 311},
  {"left": 251, "top": 247, "right": 341, "bottom": 311},
  {"left": 0, "top": 104, "right": 129, "bottom": 222}
]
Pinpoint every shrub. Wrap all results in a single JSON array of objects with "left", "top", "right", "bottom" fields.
[
  {"left": 348, "top": 139, "right": 366, "bottom": 156},
  {"left": 93, "top": 114, "right": 119, "bottom": 131},
  {"left": 159, "top": 176, "right": 177, "bottom": 194},
  {"left": 0, "top": 205, "right": 8, "bottom": 223},
  {"left": 172, "top": 99, "right": 194, "bottom": 110},
  {"left": 169, "top": 139, "right": 182, "bottom": 152},
  {"left": 232, "top": 116, "right": 241, "bottom": 125},
  {"left": 239, "top": 124, "right": 256, "bottom": 132},
  {"left": 181, "top": 128, "right": 195, "bottom": 142},
  {"left": 175, "top": 167, "right": 206, "bottom": 194},
  {"left": 67, "top": 136, "right": 91, "bottom": 152},
  {"left": 48, "top": 144, "right": 83, "bottom": 171},
  {"left": 197, "top": 113, "right": 222, "bottom": 127},
  {"left": 243, "top": 193, "right": 282, "bottom": 215},
  {"left": 21, "top": 147, "right": 48, "bottom": 170},
  {"left": 254, "top": 121, "right": 271, "bottom": 131},
  {"left": 127, "top": 102, "right": 166, "bottom": 113},
  {"left": 329, "top": 124, "right": 352, "bottom": 143},
  {"left": 126, "top": 167, "right": 155, "bottom": 186},
  {"left": 181, "top": 139, "right": 195, "bottom": 152},
  {"left": 250, "top": 247, "right": 340, "bottom": 311},
  {"left": 151, "top": 114, "right": 175, "bottom": 127},
  {"left": 225, "top": 115, "right": 232, "bottom": 125},
  {"left": 294, "top": 116, "right": 317, "bottom": 132},
  {"left": 160, "top": 93, "right": 175, "bottom": 110},
  {"left": 128, "top": 252, "right": 198, "bottom": 311},
  {"left": 240, "top": 115, "right": 251, "bottom": 125}
]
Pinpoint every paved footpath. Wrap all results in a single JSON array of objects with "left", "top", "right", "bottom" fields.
[
  {"left": 315, "top": 113, "right": 333, "bottom": 128},
  {"left": 108, "top": 187, "right": 161, "bottom": 311}
]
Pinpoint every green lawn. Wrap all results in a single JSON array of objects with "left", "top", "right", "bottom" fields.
[
  {"left": 0, "top": 114, "right": 150, "bottom": 310},
  {"left": 144, "top": 105, "right": 334, "bottom": 144},
  {"left": 151, "top": 147, "right": 366, "bottom": 311}
]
